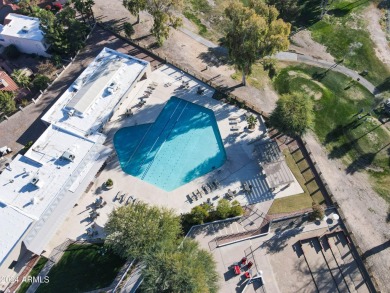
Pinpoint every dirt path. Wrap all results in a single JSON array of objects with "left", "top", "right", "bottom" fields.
[
  {"left": 364, "top": 4, "right": 390, "bottom": 66},
  {"left": 304, "top": 132, "right": 390, "bottom": 292},
  {"left": 290, "top": 30, "right": 335, "bottom": 63}
]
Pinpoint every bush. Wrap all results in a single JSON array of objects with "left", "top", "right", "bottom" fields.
[
  {"left": 4, "top": 44, "right": 20, "bottom": 59},
  {"left": 106, "top": 178, "right": 113, "bottom": 187},
  {"left": 32, "top": 74, "right": 50, "bottom": 91},
  {"left": 24, "top": 141, "right": 34, "bottom": 151},
  {"left": 310, "top": 202, "right": 324, "bottom": 221},
  {"left": 51, "top": 54, "right": 63, "bottom": 67},
  {"left": 123, "top": 22, "right": 135, "bottom": 39},
  {"left": 216, "top": 199, "right": 231, "bottom": 219},
  {"left": 230, "top": 200, "right": 244, "bottom": 217},
  {"left": 187, "top": 204, "right": 211, "bottom": 224}
]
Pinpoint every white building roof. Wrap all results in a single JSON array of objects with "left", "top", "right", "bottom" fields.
[
  {"left": 0, "top": 126, "right": 96, "bottom": 219},
  {"left": 0, "top": 203, "right": 33, "bottom": 265},
  {"left": 0, "top": 13, "right": 44, "bottom": 41},
  {"left": 42, "top": 47, "right": 149, "bottom": 139},
  {"left": 0, "top": 48, "right": 149, "bottom": 266}
]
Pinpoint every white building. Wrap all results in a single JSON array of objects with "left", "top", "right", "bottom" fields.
[
  {"left": 0, "top": 47, "right": 150, "bottom": 290},
  {"left": 0, "top": 13, "right": 49, "bottom": 57}
]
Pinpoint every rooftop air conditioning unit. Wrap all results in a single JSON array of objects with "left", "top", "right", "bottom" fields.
[
  {"left": 68, "top": 109, "right": 75, "bottom": 116},
  {"left": 62, "top": 150, "right": 75, "bottom": 162},
  {"left": 21, "top": 26, "right": 29, "bottom": 33},
  {"left": 30, "top": 175, "right": 43, "bottom": 188}
]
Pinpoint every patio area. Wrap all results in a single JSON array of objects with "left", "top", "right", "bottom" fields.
[{"left": 44, "top": 63, "right": 304, "bottom": 253}]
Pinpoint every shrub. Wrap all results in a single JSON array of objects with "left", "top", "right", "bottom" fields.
[
  {"left": 216, "top": 199, "right": 231, "bottom": 219},
  {"left": 106, "top": 178, "right": 113, "bottom": 187},
  {"left": 230, "top": 200, "right": 244, "bottom": 217},
  {"left": 51, "top": 54, "right": 63, "bottom": 68},
  {"left": 123, "top": 22, "right": 135, "bottom": 39},
  {"left": 310, "top": 202, "right": 324, "bottom": 221},
  {"left": 32, "top": 74, "right": 50, "bottom": 91},
  {"left": 24, "top": 141, "right": 34, "bottom": 151},
  {"left": 37, "top": 60, "right": 57, "bottom": 76},
  {"left": 4, "top": 44, "right": 20, "bottom": 59},
  {"left": 187, "top": 204, "right": 211, "bottom": 224}
]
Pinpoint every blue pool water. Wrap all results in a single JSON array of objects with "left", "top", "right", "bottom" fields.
[{"left": 114, "top": 96, "right": 226, "bottom": 191}]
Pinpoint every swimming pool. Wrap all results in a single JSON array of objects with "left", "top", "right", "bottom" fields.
[{"left": 114, "top": 96, "right": 226, "bottom": 191}]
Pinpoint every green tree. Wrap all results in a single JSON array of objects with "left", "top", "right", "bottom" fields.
[
  {"left": 37, "top": 7, "right": 88, "bottom": 56},
  {"left": 105, "top": 202, "right": 182, "bottom": 259},
  {"left": 71, "top": 0, "right": 95, "bottom": 25},
  {"left": 0, "top": 91, "right": 16, "bottom": 114},
  {"left": 269, "top": 91, "right": 314, "bottom": 137},
  {"left": 224, "top": 0, "right": 290, "bottom": 85},
  {"left": 216, "top": 199, "right": 231, "bottom": 219},
  {"left": 11, "top": 69, "right": 31, "bottom": 88},
  {"left": 123, "top": 22, "right": 135, "bottom": 39},
  {"left": 188, "top": 204, "right": 211, "bottom": 224},
  {"left": 123, "top": 0, "right": 146, "bottom": 24},
  {"left": 141, "top": 239, "right": 219, "bottom": 293},
  {"left": 230, "top": 200, "right": 244, "bottom": 217},
  {"left": 32, "top": 74, "right": 51, "bottom": 91},
  {"left": 123, "top": 0, "right": 183, "bottom": 46},
  {"left": 266, "top": 0, "right": 299, "bottom": 24}
]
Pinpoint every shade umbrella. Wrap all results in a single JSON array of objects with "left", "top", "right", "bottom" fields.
[{"left": 332, "top": 214, "right": 340, "bottom": 221}]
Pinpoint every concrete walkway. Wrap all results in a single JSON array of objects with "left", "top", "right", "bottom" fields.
[{"left": 275, "top": 52, "right": 377, "bottom": 95}]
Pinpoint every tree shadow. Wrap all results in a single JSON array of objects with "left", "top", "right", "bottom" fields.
[
  {"left": 324, "top": 124, "right": 344, "bottom": 144},
  {"left": 328, "top": 140, "right": 356, "bottom": 159},
  {"left": 374, "top": 76, "right": 390, "bottom": 94},
  {"left": 197, "top": 47, "right": 230, "bottom": 68},
  {"left": 327, "top": 0, "right": 369, "bottom": 17},
  {"left": 261, "top": 226, "right": 304, "bottom": 254},
  {"left": 345, "top": 152, "right": 376, "bottom": 174},
  {"left": 362, "top": 240, "right": 390, "bottom": 259}
]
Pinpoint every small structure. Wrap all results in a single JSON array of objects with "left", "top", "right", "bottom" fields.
[
  {"left": 255, "top": 141, "right": 294, "bottom": 190},
  {"left": 0, "top": 13, "right": 50, "bottom": 57},
  {"left": 0, "top": 71, "right": 18, "bottom": 92}
]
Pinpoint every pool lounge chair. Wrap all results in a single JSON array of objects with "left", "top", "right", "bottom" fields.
[
  {"left": 231, "top": 126, "right": 240, "bottom": 131},
  {"left": 202, "top": 185, "right": 210, "bottom": 193},
  {"left": 192, "top": 192, "right": 198, "bottom": 200},
  {"left": 207, "top": 183, "right": 214, "bottom": 191},
  {"left": 229, "top": 116, "right": 240, "bottom": 121}
]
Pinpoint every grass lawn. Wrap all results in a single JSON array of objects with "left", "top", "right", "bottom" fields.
[
  {"left": 36, "top": 244, "right": 126, "bottom": 293},
  {"left": 17, "top": 257, "right": 48, "bottom": 293},
  {"left": 268, "top": 149, "right": 324, "bottom": 215},
  {"left": 273, "top": 64, "right": 390, "bottom": 202},
  {"left": 309, "top": 0, "right": 390, "bottom": 86}
]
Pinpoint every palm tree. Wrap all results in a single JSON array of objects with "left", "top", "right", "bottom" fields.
[{"left": 11, "top": 69, "right": 31, "bottom": 89}]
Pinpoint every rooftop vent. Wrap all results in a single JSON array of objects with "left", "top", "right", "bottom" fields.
[
  {"left": 21, "top": 26, "right": 29, "bottom": 33},
  {"left": 30, "top": 175, "right": 43, "bottom": 188},
  {"left": 62, "top": 150, "right": 75, "bottom": 162}
]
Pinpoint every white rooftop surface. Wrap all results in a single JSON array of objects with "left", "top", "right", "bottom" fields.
[
  {"left": 0, "top": 203, "right": 33, "bottom": 265},
  {"left": 0, "top": 13, "right": 44, "bottom": 41},
  {"left": 0, "top": 125, "right": 95, "bottom": 219},
  {"left": 42, "top": 47, "right": 149, "bottom": 139}
]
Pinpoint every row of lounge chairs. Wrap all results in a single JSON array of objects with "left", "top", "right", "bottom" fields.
[{"left": 188, "top": 180, "right": 221, "bottom": 202}]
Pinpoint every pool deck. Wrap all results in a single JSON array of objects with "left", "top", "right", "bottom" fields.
[{"left": 44, "top": 64, "right": 303, "bottom": 253}]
